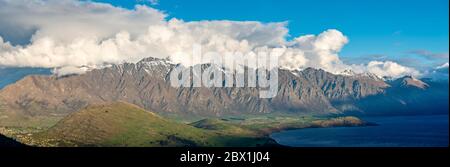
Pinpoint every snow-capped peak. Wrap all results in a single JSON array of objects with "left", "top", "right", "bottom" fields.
[
  {"left": 357, "top": 72, "right": 384, "bottom": 81},
  {"left": 338, "top": 69, "right": 356, "bottom": 76},
  {"left": 138, "top": 57, "right": 174, "bottom": 66}
]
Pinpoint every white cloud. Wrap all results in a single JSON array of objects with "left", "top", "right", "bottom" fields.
[
  {"left": 436, "top": 62, "right": 449, "bottom": 70},
  {"left": 286, "top": 29, "right": 349, "bottom": 72},
  {"left": 365, "top": 61, "right": 420, "bottom": 78},
  {"left": 0, "top": 0, "right": 419, "bottom": 78},
  {"left": 52, "top": 66, "right": 91, "bottom": 77}
]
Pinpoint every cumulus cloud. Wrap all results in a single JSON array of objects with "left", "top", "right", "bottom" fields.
[
  {"left": 0, "top": 0, "right": 419, "bottom": 78},
  {"left": 52, "top": 66, "right": 92, "bottom": 77},
  {"left": 285, "top": 29, "right": 349, "bottom": 72},
  {"left": 365, "top": 61, "right": 420, "bottom": 78}
]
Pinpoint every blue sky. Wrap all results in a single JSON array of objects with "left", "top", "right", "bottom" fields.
[{"left": 93, "top": 0, "right": 449, "bottom": 69}]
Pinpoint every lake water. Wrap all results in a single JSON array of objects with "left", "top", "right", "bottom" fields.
[{"left": 270, "top": 115, "right": 449, "bottom": 147}]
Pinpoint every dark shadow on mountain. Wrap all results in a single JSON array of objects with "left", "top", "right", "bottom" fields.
[
  {"left": 0, "top": 134, "right": 25, "bottom": 147},
  {"left": 347, "top": 79, "right": 449, "bottom": 116}
]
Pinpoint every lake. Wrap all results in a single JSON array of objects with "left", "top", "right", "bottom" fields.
[{"left": 270, "top": 115, "right": 449, "bottom": 147}]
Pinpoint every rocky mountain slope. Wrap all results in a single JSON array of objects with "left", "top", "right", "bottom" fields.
[{"left": 0, "top": 57, "right": 447, "bottom": 126}]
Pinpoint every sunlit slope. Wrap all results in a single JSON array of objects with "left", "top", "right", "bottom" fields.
[{"left": 32, "top": 102, "right": 274, "bottom": 147}]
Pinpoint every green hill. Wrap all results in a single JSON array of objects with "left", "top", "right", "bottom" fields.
[{"left": 30, "top": 102, "right": 275, "bottom": 147}]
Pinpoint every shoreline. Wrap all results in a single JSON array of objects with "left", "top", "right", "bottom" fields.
[
  {"left": 255, "top": 116, "right": 375, "bottom": 147},
  {"left": 258, "top": 116, "right": 374, "bottom": 136},
  {"left": 267, "top": 114, "right": 449, "bottom": 147}
]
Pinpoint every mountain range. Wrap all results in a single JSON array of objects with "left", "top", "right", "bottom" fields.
[{"left": 0, "top": 57, "right": 448, "bottom": 127}]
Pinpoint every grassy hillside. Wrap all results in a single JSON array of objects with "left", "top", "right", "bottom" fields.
[
  {"left": 188, "top": 118, "right": 279, "bottom": 147},
  {"left": 27, "top": 102, "right": 275, "bottom": 147}
]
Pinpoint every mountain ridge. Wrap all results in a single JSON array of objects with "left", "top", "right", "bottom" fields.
[{"left": 0, "top": 57, "right": 447, "bottom": 126}]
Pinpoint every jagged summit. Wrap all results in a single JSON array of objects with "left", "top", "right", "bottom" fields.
[
  {"left": 339, "top": 69, "right": 357, "bottom": 76},
  {"left": 356, "top": 72, "right": 384, "bottom": 81},
  {"left": 138, "top": 57, "right": 173, "bottom": 64}
]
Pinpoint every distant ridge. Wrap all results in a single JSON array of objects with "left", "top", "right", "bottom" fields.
[{"left": 0, "top": 57, "right": 448, "bottom": 127}]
